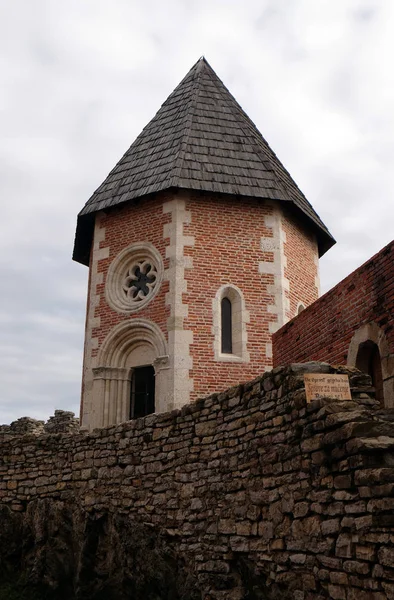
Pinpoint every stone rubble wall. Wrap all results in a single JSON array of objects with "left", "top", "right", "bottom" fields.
[
  {"left": 0, "top": 410, "right": 79, "bottom": 440},
  {"left": 2, "top": 363, "right": 394, "bottom": 599}
]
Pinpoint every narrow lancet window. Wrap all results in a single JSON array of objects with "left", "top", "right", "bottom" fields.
[{"left": 221, "top": 297, "right": 233, "bottom": 354}]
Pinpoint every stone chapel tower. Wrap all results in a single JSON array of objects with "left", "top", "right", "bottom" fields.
[{"left": 73, "top": 58, "right": 335, "bottom": 430}]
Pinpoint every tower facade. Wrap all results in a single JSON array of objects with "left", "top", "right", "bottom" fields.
[{"left": 73, "top": 58, "right": 334, "bottom": 430}]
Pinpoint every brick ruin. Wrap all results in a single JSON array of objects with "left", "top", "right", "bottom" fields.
[
  {"left": 2, "top": 363, "right": 394, "bottom": 599},
  {"left": 273, "top": 240, "right": 394, "bottom": 407}
]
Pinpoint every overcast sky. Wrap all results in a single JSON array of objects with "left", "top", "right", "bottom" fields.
[{"left": 1, "top": 0, "right": 393, "bottom": 424}]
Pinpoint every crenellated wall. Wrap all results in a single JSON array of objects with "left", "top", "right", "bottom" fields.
[{"left": 2, "top": 364, "right": 394, "bottom": 599}]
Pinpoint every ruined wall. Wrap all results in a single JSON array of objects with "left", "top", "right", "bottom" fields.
[
  {"left": 272, "top": 241, "right": 394, "bottom": 371},
  {"left": 2, "top": 364, "right": 394, "bottom": 599}
]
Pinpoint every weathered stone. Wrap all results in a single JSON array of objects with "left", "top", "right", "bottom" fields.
[
  {"left": 301, "top": 435, "right": 324, "bottom": 453},
  {"left": 195, "top": 421, "right": 216, "bottom": 437},
  {"left": 382, "top": 581, "right": 394, "bottom": 600},
  {"left": 378, "top": 546, "right": 394, "bottom": 567},
  {"left": 293, "top": 502, "right": 309, "bottom": 518},
  {"left": 317, "top": 555, "right": 343, "bottom": 570},
  {"left": 367, "top": 497, "right": 394, "bottom": 512},
  {"left": 333, "top": 474, "right": 352, "bottom": 489},
  {"left": 336, "top": 533, "right": 353, "bottom": 558},
  {"left": 321, "top": 518, "right": 340, "bottom": 535},
  {"left": 271, "top": 538, "right": 285, "bottom": 550},
  {"left": 347, "top": 589, "right": 386, "bottom": 600},
  {"left": 1, "top": 365, "right": 394, "bottom": 598},
  {"left": 330, "top": 571, "right": 348, "bottom": 585},
  {"left": 218, "top": 519, "right": 236, "bottom": 535},
  {"left": 258, "top": 521, "right": 273, "bottom": 539},
  {"left": 355, "top": 545, "right": 375, "bottom": 561},
  {"left": 327, "top": 584, "right": 346, "bottom": 600},
  {"left": 355, "top": 468, "right": 394, "bottom": 485},
  {"left": 290, "top": 553, "right": 306, "bottom": 564},
  {"left": 343, "top": 560, "right": 370, "bottom": 575}
]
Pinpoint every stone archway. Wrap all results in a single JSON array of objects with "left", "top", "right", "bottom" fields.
[
  {"left": 91, "top": 319, "right": 169, "bottom": 428},
  {"left": 347, "top": 322, "right": 394, "bottom": 408}
]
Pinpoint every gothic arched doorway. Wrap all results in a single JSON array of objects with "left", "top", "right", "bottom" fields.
[
  {"left": 355, "top": 340, "right": 384, "bottom": 406},
  {"left": 347, "top": 322, "right": 394, "bottom": 408},
  {"left": 91, "top": 319, "right": 169, "bottom": 428}
]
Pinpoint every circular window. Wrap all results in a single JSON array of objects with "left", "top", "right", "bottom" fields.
[{"left": 105, "top": 243, "right": 163, "bottom": 314}]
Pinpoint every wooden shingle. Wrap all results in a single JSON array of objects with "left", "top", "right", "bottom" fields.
[{"left": 73, "top": 58, "right": 334, "bottom": 265}]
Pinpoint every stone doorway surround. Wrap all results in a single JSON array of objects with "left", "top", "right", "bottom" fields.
[
  {"left": 90, "top": 319, "right": 169, "bottom": 429},
  {"left": 347, "top": 321, "right": 394, "bottom": 408}
]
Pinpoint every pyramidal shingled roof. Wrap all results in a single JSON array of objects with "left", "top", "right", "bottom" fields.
[{"left": 73, "top": 57, "right": 334, "bottom": 265}]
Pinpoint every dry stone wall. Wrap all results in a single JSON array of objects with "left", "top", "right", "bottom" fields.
[{"left": 2, "top": 363, "right": 394, "bottom": 599}]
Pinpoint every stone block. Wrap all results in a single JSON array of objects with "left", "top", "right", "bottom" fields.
[
  {"left": 327, "top": 584, "right": 346, "bottom": 600},
  {"left": 378, "top": 547, "right": 394, "bottom": 567},
  {"left": 218, "top": 519, "right": 236, "bottom": 535},
  {"left": 343, "top": 560, "right": 370, "bottom": 575},
  {"left": 355, "top": 545, "right": 375, "bottom": 561},
  {"left": 258, "top": 521, "right": 273, "bottom": 539},
  {"left": 333, "top": 474, "right": 352, "bottom": 489},
  {"left": 382, "top": 582, "right": 394, "bottom": 600},
  {"left": 321, "top": 518, "right": 340, "bottom": 535},
  {"left": 329, "top": 571, "right": 348, "bottom": 585},
  {"left": 195, "top": 421, "right": 217, "bottom": 437},
  {"left": 336, "top": 534, "right": 353, "bottom": 558}
]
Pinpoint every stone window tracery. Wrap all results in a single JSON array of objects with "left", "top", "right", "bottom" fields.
[
  {"left": 106, "top": 243, "right": 163, "bottom": 314},
  {"left": 122, "top": 262, "right": 158, "bottom": 302}
]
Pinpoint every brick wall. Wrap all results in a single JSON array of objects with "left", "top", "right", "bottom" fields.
[
  {"left": 184, "top": 194, "right": 319, "bottom": 400},
  {"left": 81, "top": 191, "right": 321, "bottom": 425},
  {"left": 3, "top": 364, "right": 394, "bottom": 599},
  {"left": 92, "top": 195, "right": 171, "bottom": 354},
  {"left": 80, "top": 193, "right": 172, "bottom": 425},
  {"left": 81, "top": 192, "right": 318, "bottom": 427},
  {"left": 282, "top": 208, "right": 319, "bottom": 318},
  {"left": 184, "top": 194, "right": 273, "bottom": 399},
  {"left": 273, "top": 241, "right": 394, "bottom": 371}
]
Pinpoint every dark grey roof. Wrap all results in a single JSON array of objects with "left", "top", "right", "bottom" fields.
[{"left": 73, "top": 57, "right": 335, "bottom": 265}]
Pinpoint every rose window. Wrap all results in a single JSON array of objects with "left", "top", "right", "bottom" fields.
[
  {"left": 106, "top": 243, "right": 163, "bottom": 314},
  {"left": 122, "top": 262, "right": 158, "bottom": 302}
]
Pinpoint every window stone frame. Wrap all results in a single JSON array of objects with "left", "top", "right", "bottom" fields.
[
  {"left": 105, "top": 242, "right": 164, "bottom": 314},
  {"left": 347, "top": 321, "right": 394, "bottom": 408},
  {"left": 212, "top": 284, "right": 250, "bottom": 363}
]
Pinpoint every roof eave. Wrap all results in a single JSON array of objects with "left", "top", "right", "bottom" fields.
[
  {"left": 73, "top": 185, "right": 335, "bottom": 266},
  {"left": 72, "top": 213, "right": 95, "bottom": 266}
]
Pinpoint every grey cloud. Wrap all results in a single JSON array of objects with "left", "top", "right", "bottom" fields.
[
  {"left": 352, "top": 6, "right": 377, "bottom": 22},
  {"left": 1, "top": 0, "right": 393, "bottom": 423}
]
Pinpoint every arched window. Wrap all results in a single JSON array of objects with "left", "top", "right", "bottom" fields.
[
  {"left": 297, "top": 303, "right": 305, "bottom": 315},
  {"left": 356, "top": 341, "right": 384, "bottom": 406},
  {"left": 221, "top": 297, "right": 233, "bottom": 354},
  {"left": 213, "top": 284, "right": 250, "bottom": 363}
]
